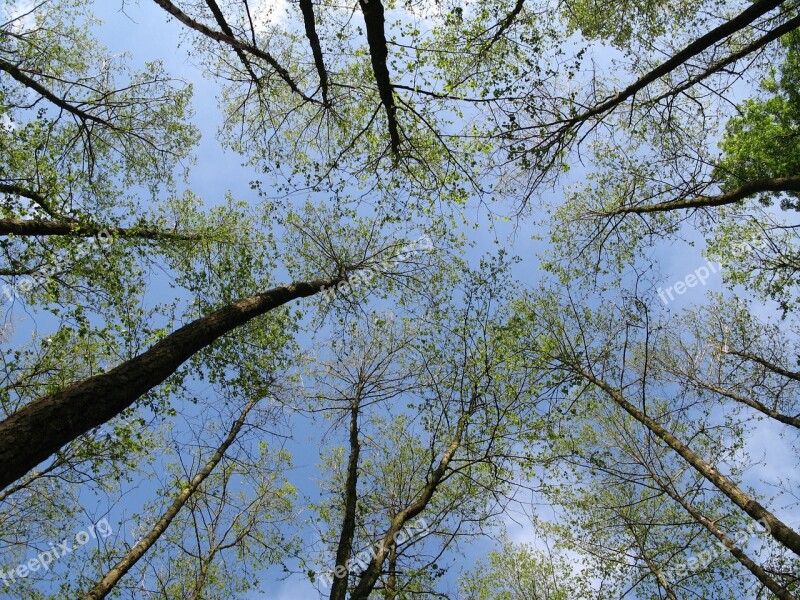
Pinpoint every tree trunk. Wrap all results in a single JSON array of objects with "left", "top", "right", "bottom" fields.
[
  {"left": 329, "top": 387, "right": 363, "bottom": 600},
  {"left": 83, "top": 396, "right": 260, "bottom": 599},
  {"left": 580, "top": 368, "right": 800, "bottom": 557},
  {"left": 647, "top": 467, "right": 797, "bottom": 600},
  {"left": 0, "top": 218, "right": 198, "bottom": 240},
  {"left": 0, "top": 276, "right": 339, "bottom": 490},
  {"left": 349, "top": 391, "right": 475, "bottom": 599}
]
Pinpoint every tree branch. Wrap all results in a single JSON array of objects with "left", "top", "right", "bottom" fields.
[
  {"left": 151, "top": 0, "right": 317, "bottom": 104},
  {"left": 726, "top": 348, "right": 800, "bottom": 383},
  {"left": 651, "top": 11, "right": 800, "bottom": 105},
  {"left": 645, "top": 465, "right": 797, "bottom": 600},
  {"left": 349, "top": 390, "right": 476, "bottom": 599},
  {"left": 593, "top": 175, "right": 800, "bottom": 216},
  {"left": 329, "top": 385, "right": 362, "bottom": 600},
  {"left": 488, "top": 0, "right": 525, "bottom": 47},
  {"left": 547, "top": 0, "right": 787, "bottom": 129},
  {"left": 0, "top": 58, "right": 118, "bottom": 130},
  {"left": 683, "top": 374, "right": 800, "bottom": 429},
  {"left": 0, "top": 275, "right": 342, "bottom": 491},
  {"left": 203, "top": 0, "right": 260, "bottom": 84},
  {"left": 298, "top": 0, "right": 330, "bottom": 106},
  {"left": 0, "top": 218, "right": 200, "bottom": 241},
  {"left": 83, "top": 395, "right": 261, "bottom": 600},
  {"left": 0, "top": 183, "right": 66, "bottom": 219},
  {"left": 358, "top": 0, "right": 401, "bottom": 153}
]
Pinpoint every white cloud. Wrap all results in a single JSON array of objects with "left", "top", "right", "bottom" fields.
[
  {"left": 251, "top": 0, "right": 290, "bottom": 31},
  {"left": 3, "top": 0, "right": 36, "bottom": 31}
]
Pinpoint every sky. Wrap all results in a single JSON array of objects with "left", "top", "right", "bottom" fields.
[
  {"left": 0, "top": 2, "right": 503, "bottom": 596},
  {"left": 1, "top": 0, "right": 798, "bottom": 598}
]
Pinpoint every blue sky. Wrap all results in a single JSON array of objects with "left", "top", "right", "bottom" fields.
[{"left": 2, "top": 0, "right": 798, "bottom": 598}]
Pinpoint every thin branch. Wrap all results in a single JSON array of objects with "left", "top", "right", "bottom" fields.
[
  {"left": 684, "top": 375, "right": 800, "bottom": 429},
  {"left": 726, "top": 349, "right": 800, "bottom": 383},
  {"left": 83, "top": 396, "right": 261, "bottom": 599},
  {"left": 626, "top": 522, "right": 679, "bottom": 600},
  {"left": 391, "top": 83, "right": 522, "bottom": 103}
]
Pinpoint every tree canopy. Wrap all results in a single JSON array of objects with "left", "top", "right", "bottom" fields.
[{"left": 1, "top": 0, "right": 800, "bottom": 598}]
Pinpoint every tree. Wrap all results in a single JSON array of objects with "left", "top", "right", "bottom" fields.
[
  {"left": 4, "top": 0, "right": 800, "bottom": 597},
  {"left": 508, "top": 287, "right": 800, "bottom": 598},
  {"left": 294, "top": 257, "right": 547, "bottom": 599},
  {"left": 84, "top": 393, "right": 264, "bottom": 599},
  {"left": 459, "top": 537, "right": 586, "bottom": 600}
]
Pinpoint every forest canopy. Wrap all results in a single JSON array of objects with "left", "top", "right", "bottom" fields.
[{"left": 1, "top": 0, "right": 800, "bottom": 598}]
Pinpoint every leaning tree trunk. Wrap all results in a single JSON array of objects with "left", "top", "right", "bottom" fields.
[
  {"left": 579, "top": 368, "right": 800, "bottom": 557},
  {"left": 0, "top": 276, "right": 339, "bottom": 490},
  {"left": 84, "top": 395, "right": 261, "bottom": 599}
]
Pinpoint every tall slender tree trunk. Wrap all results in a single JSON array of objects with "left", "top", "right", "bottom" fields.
[
  {"left": 579, "top": 368, "right": 800, "bottom": 557},
  {"left": 83, "top": 396, "right": 261, "bottom": 599},
  {"left": 349, "top": 390, "right": 477, "bottom": 599},
  {"left": 647, "top": 467, "right": 797, "bottom": 600},
  {"left": 329, "top": 387, "right": 363, "bottom": 600}
]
